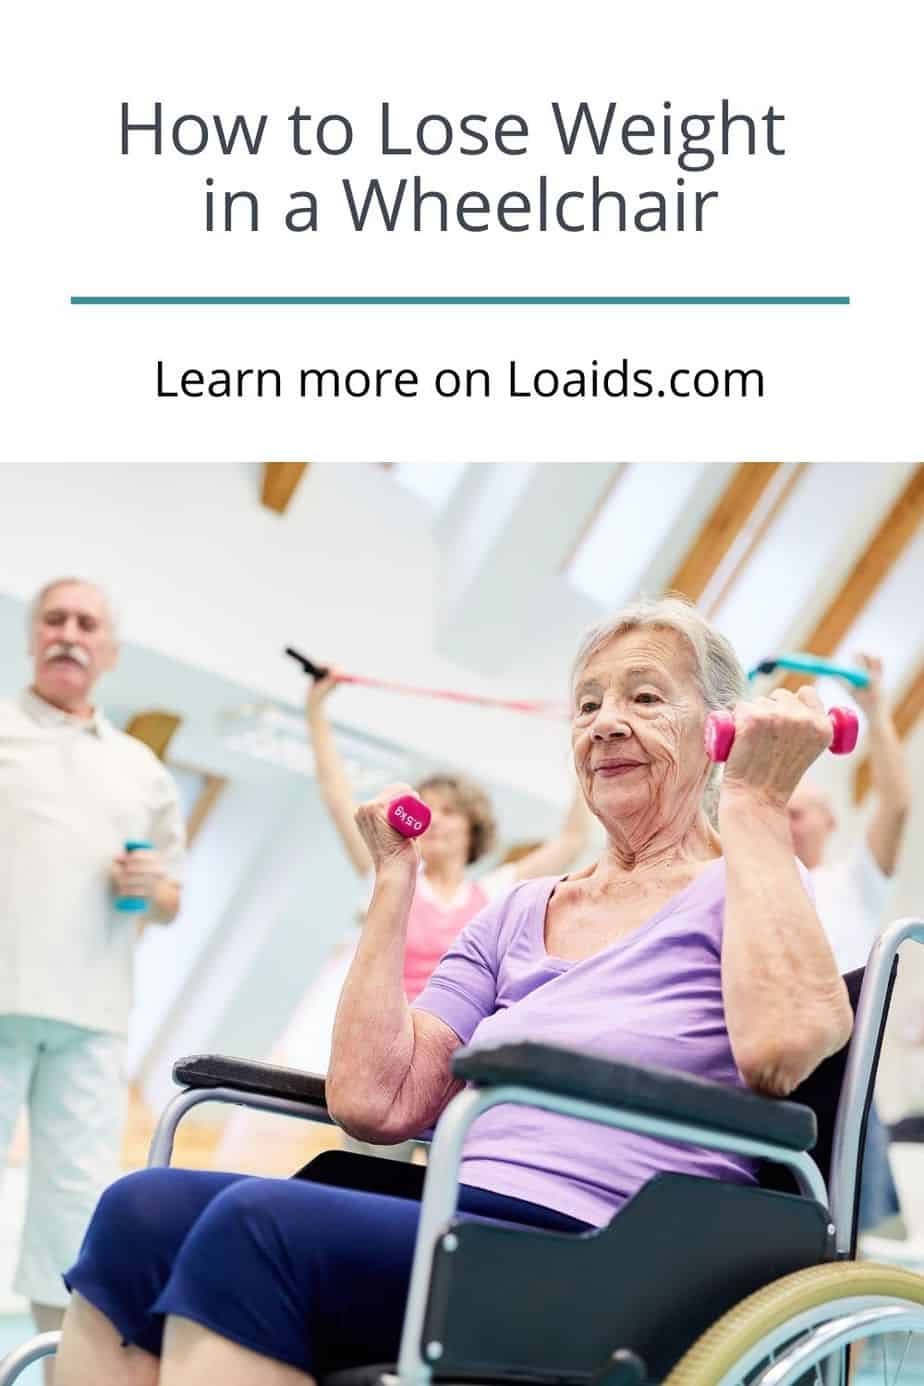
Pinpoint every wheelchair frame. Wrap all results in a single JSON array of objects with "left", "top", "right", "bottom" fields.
[{"left": 2, "top": 916, "right": 922, "bottom": 1386}]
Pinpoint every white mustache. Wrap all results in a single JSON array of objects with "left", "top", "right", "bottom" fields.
[{"left": 45, "top": 643, "right": 90, "bottom": 668}]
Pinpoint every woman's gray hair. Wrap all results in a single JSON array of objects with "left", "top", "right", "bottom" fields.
[{"left": 570, "top": 595, "right": 746, "bottom": 822}]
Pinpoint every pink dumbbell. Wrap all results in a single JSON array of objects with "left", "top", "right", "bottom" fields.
[
  {"left": 704, "top": 706, "right": 859, "bottom": 763},
  {"left": 387, "top": 795, "right": 432, "bottom": 838}
]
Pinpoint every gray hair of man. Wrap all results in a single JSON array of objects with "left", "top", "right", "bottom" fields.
[
  {"left": 27, "top": 577, "right": 118, "bottom": 641},
  {"left": 570, "top": 595, "right": 747, "bottom": 823}
]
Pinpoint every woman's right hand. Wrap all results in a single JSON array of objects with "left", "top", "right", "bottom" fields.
[
  {"left": 305, "top": 665, "right": 342, "bottom": 718},
  {"left": 355, "top": 783, "right": 421, "bottom": 876},
  {"left": 719, "top": 685, "right": 833, "bottom": 811}
]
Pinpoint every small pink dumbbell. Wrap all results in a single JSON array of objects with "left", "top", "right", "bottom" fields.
[
  {"left": 704, "top": 706, "right": 859, "bottom": 763},
  {"left": 387, "top": 795, "right": 432, "bottom": 838}
]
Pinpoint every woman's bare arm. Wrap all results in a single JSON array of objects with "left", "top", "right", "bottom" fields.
[
  {"left": 305, "top": 673, "right": 373, "bottom": 877},
  {"left": 719, "top": 691, "right": 854, "bottom": 1096},
  {"left": 852, "top": 656, "right": 912, "bottom": 876},
  {"left": 326, "top": 798, "right": 464, "bottom": 1141},
  {"left": 721, "top": 791, "right": 852, "bottom": 1095}
]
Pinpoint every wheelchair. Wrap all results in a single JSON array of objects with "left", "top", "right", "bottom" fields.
[{"left": 3, "top": 917, "right": 924, "bottom": 1386}]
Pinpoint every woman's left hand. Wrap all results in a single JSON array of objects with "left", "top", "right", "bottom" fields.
[{"left": 718, "top": 686, "right": 833, "bottom": 810}]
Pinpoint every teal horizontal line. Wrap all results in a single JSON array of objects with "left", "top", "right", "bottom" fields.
[{"left": 70, "top": 295, "right": 850, "bottom": 306}]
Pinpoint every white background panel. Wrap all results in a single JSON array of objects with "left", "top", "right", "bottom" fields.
[{"left": 2, "top": 1, "right": 922, "bottom": 460}]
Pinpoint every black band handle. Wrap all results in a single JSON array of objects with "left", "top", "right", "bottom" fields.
[{"left": 284, "top": 647, "right": 329, "bottom": 681}]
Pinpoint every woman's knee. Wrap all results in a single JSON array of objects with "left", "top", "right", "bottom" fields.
[
  {"left": 73, "top": 1168, "right": 238, "bottom": 1286},
  {"left": 187, "top": 1178, "right": 322, "bottom": 1263},
  {"left": 86, "top": 1169, "right": 183, "bottom": 1249},
  {"left": 173, "top": 1178, "right": 382, "bottom": 1304},
  {"left": 66, "top": 1168, "right": 248, "bottom": 1360}
]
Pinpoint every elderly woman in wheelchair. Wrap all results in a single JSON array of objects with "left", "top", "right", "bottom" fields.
[{"left": 40, "top": 599, "right": 924, "bottom": 1386}]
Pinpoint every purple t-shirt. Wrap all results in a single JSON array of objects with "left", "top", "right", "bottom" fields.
[{"left": 414, "top": 861, "right": 770, "bottom": 1227}]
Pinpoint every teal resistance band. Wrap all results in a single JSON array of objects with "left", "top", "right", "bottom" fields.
[{"left": 747, "top": 654, "right": 870, "bottom": 687}]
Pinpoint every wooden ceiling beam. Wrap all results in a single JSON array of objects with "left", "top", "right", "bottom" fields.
[
  {"left": 780, "top": 464, "right": 924, "bottom": 692},
  {"left": 701, "top": 465, "right": 807, "bottom": 617},
  {"left": 125, "top": 710, "right": 182, "bottom": 761},
  {"left": 853, "top": 661, "right": 924, "bottom": 802},
  {"left": 261, "top": 462, "right": 309, "bottom": 514},
  {"left": 666, "top": 462, "right": 783, "bottom": 602}
]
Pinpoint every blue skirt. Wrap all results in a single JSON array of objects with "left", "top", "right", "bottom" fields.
[{"left": 65, "top": 1166, "right": 588, "bottom": 1375}]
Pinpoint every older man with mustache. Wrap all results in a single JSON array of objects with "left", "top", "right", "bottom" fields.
[{"left": 0, "top": 578, "right": 185, "bottom": 1376}]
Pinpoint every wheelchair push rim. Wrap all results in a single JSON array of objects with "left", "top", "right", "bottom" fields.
[{"left": 662, "top": 1262, "right": 924, "bottom": 1386}]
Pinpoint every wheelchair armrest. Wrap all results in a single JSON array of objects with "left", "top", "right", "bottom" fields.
[
  {"left": 452, "top": 1042, "right": 816, "bottom": 1152},
  {"left": 172, "top": 1054, "right": 328, "bottom": 1110}
]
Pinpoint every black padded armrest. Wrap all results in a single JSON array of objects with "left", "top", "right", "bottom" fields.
[
  {"left": 173, "top": 1054, "right": 328, "bottom": 1109},
  {"left": 452, "top": 1042, "right": 816, "bottom": 1153}
]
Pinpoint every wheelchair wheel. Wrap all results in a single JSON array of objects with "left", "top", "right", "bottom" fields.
[{"left": 662, "top": 1261, "right": 924, "bottom": 1386}]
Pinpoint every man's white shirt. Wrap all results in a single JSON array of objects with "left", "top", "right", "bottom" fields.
[
  {"left": 812, "top": 840, "right": 896, "bottom": 973},
  {"left": 0, "top": 690, "right": 185, "bottom": 1034}
]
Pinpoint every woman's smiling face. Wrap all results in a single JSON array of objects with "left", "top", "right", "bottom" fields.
[{"left": 571, "top": 627, "right": 710, "bottom": 839}]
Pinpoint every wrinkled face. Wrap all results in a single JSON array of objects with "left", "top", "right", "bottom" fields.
[
  {"left": 786, "top": 783, "right": 835, "bottom": 869},
  {"left": 571, "top": 628, "right": 709, "bottom": 839},
  {"left": 30, "top": 582, "right": 117, "bottom": 707},
  {"left": 417, "top": 785, "right": 473, "bottom": 869}
]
